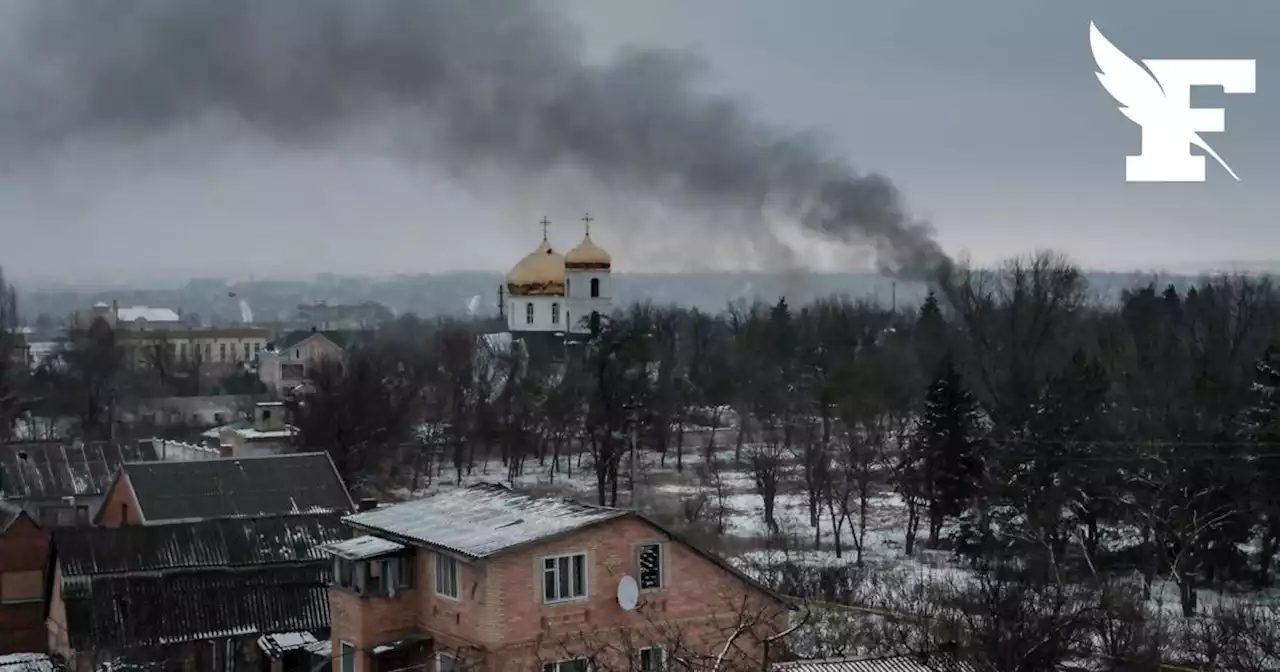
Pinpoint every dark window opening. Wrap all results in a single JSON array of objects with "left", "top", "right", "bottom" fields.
[{"left": 590, "top": 278, "right": 600, "bottom": 298}]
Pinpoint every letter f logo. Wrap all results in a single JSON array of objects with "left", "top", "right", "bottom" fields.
[{"left": 1090, "top": 22, "right": 1255, "bottom": 182}]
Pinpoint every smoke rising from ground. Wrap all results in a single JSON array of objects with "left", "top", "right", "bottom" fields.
[{"left": 0, "top": 0, "right": 948, "bottom": 279}]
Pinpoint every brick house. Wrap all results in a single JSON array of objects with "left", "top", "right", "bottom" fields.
[
  {"left": 45, "top": 514, "right": 346, "bottom": 672},
  {"left": 0, "top": 501, "right": 48, "bottom": 655},
  {"left": 94, "top": 452, "right": 354, "bottom": 526},
  {"left": 323, "top": 483, "right": 794, "bottom": 672}
]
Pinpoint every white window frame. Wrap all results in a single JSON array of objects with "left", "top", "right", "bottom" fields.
[
  {"left": 635, "top": 542, "right": 665, "bottom": 591},
  {"left": 525, "top": 302, "right": 535, "bottom": 325},
  {"left": 339, "top": 642, "right": 356, "bottom": 672},
  {"left": 541, "top": 659, "right": 591, "bottom": 672},
  {"left": 637, "top": 645, "right": 666, "bottom": 672},
  {"left": 436, "top": 652, "right": 460, "bottom": 672},
  {"left": 435, "top": 552, "right": 460, "bottom": 600},
  {"left": 542, "top": 552, "right": 588, "bottom": 604}
]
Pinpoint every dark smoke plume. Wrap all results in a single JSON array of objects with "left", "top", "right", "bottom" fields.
[{"left": 0, "top": 0, "right": 949, "bottom": 279}]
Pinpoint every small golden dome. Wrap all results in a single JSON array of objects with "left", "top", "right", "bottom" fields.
[
  {"left": 564, "top": 233, "right": 612, "bottom": 270},
  {"left": 506, "top": 238, "right": 566, "bottom": 296}
]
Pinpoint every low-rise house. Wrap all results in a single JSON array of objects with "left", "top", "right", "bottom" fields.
[
  {"left": 258, "top": 330, "right": 359, "bottom": 395},
  {"left": 204, "top": 402, "right": 295, "bottom": 456},
  {"left": 324, "top": 483, "right": 793, "bottom": 672},
  {"left": 45, "top": 514, "right": 348, "bottom": 672},
  {"left": 0, "top": 502, "right": 47, "bottom": 655},
  {"left": 70, "top": 302, "right": 271, "bottom": 373},
  {"left": 122, "top": 395, "right": 252, "bottom": 429},
  {"left": 0, "top": 442, "right": 158, "bottom": 528},
  {"left": 95, "top": 452, "right": 354, "bottom": 527}
]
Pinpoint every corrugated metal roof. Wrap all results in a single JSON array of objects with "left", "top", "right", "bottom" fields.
[
  {"left": 54, "top": 513, "right": 347, "bottom": 577},
  {"left": 322, "top": 535, "right": 406, "bottom": 560},
  {"left": 772, "top": 653, "right": 974, "bottom": 672},
  {"left": 0, "top": 500, "right": 23, "bottom": 532},
  {"left": 63, "top": 565, "right": 330, "bottom": 650},
  {"left": 344, "top": 482, "right": 626, "bottom": 558},
  {"left": 0, "top": 441, "right": 157, "bottom": 501},
  {"left": 122, "top": 452, "right": 354, "bottom": 523}
]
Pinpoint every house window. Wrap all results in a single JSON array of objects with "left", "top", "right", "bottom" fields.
[
  {"left": 0, "top": 570, "right": 43, "bottom": 604},
  {"left": 525, "top": 302, "right": 535, "bottom": 325},
  {"left": 435, "top": 553, "right": 459, "bottom": 599},
  {"left": 244, "top": 343, "right": 251, "bottom": 360},
  {"left": 437, "top": 653, "right": 460, "bottom": 672},
  {"left": 543, "top": 553, "right": 587, "bottom": 603},
  {"left": 219, "top": 343, "right": 227, "bottom": 361},
  {"left": 551, "top": 302, "right": 560, "bottom": 325},
  {"left": 590, "top": 278, "right": 600, "bottom": 298},
  {"left": 254, "top": 343, "right": 262, "bottom": 355},
  {"left": 179, "top": 343, "right": 187, "bottom": 361},
  {"left": 295, "top": 349, "right": 301, "bottom": 359},
  {"left": 638, "top": 646, "right": 665, "bottom": 672},
  {"left": 204, "top": 343, "right": 211, "bottom": 360},
  {"left": 542, "top": 659, "right": 589, "bottom": 672},
  {"left": 637, "top": 543, "right": 664, "bottom": 590},
  {"left": 76, "top": 505, "right": 90, "bottom": 526},
  {"left": 340, "top": 643, "right": 356, "bottom": 672}
]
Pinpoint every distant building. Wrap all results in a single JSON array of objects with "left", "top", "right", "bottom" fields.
[
  {"left": 493, "top": 215, "right": 614, "bottom": 360},
  {"left": 258, "top": 329, "right": 358, "bottom": 395},
  {"left": 294, "top": 302, "right": 392, "bottom": 332},
  {"left": 69, "top": 301, "right": 270, "bottom": 372}
]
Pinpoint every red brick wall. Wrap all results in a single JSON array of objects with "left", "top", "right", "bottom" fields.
[
  {"left": 95, "top": 476, "right": 140, "bottom": 527},
  {"left": 0, "top": 513, "right": 50, "bottom": 654},
  {"left": 483, "top": 516, "right": 789, "bottom": 669}
]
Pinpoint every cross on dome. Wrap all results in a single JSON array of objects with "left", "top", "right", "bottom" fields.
[{"left": 539, "top": 216, "right": 551, "bottom": 240}]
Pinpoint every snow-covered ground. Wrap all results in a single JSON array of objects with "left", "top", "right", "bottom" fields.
[{"left": 377, "top": 425, "right": 1280, "bottom": 664}]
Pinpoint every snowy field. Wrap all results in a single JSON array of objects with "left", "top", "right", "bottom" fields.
[{"left": 375, "top": 426, "right": 1280, "bottom": 663}]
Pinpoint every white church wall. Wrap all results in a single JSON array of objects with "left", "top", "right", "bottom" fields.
[{"left": 506, "top": 295, "right": 570, "bottom": 333}]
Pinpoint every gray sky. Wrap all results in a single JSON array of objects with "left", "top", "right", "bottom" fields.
[{"left": 1, "top": 0, "right": 1275, "bottom": 284}]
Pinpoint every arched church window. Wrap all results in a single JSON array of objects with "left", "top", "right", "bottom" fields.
[
  {"left": 590, "top": 310, "right": 601, "bottom": 334},
  {"left": 551, "top": 302, "right": 560, "bottom": 324},
  {"left": 590, "top": 278, "right": 600, "bottom": 298},
  {"left": 525, "top": 302, "right": 534, "bottom": 325}
]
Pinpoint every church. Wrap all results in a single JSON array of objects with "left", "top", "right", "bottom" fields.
[{"left": 496, "top": 214, "right": 613, "bottom": 359}]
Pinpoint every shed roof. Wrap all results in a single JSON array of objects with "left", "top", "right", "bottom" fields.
[
  {"left": 62, "top": 565, "right": 329, "bottom": 650},
  {"left": 53, "top": 513, "right": 346, "bottom": 577},
  {"left": 0, "top": 500, "right": 23, "bottom": 532},
  {"left": 121, "top": 452, "right": 353, "bottom": 524},
  {"left": 322, "top": 535, "right": 406, "bottom": 561},
  {"left": 0, "top": 441, "right": 157, "bottom": 501},
  {"left": 343, "top": 483, "right": 626, "bottom": 558}
]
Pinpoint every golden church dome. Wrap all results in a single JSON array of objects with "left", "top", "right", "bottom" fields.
[
  {"left": 564, "top": 233, "right": 612, "bottom": 270},
  {"left": 506, "top": 238, "right": 566, "bottom": 296}
]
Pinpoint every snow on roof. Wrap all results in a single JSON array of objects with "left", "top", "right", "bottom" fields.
[
  {"left": 116, "top": 306, "right": 182, "bottom": 323},
  {"left": 0, "top": 654, "right": 56, "bottom": 672},
  {"left": 322, "top": 535, "right": 406, "bottom": 560},
  {"left": 344, "top": 483, "right": 626, "bottom": 558},
  {"left": 256, "top": 631, "right": 320, "bottom": 658}
]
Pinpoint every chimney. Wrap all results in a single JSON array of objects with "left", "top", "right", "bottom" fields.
[
  {"left": 358, "top": 498, "right": 378, "bottom": 512},
  {"left": 218, "top": 444, "right": 233, "bottom": 458},
  {"left": 112, "top": 300, "right": 119, "bottom": 320}
]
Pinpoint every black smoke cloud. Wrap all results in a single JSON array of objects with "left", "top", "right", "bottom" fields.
[{"left": 0, "top": 0, "right": 948, "bottom": 279}]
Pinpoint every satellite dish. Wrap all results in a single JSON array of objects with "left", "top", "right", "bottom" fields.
[{"left": 617, "top": 575, "right": 639, "bottom": 611}]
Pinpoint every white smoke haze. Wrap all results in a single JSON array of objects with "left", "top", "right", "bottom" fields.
[{"left": 0, "top": 0, "right": 948, "bottom": 281}]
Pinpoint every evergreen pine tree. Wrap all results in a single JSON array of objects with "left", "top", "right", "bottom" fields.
[{"left": 914, "top": 357, "right": 985, "bottom": 546}]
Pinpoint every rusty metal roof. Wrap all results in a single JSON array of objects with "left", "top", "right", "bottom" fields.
[
  {"left": 53, "top": 513, "right": 346, "bottom": 577},
  {"left": 0, "top": 441, "right": 157, "bottom": 501},
  {"left": 63, "top": 565, "right": 330, "bottom": 650},
  {"left": 122, "top": 452, "right": 354, "bottom": 523}
]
